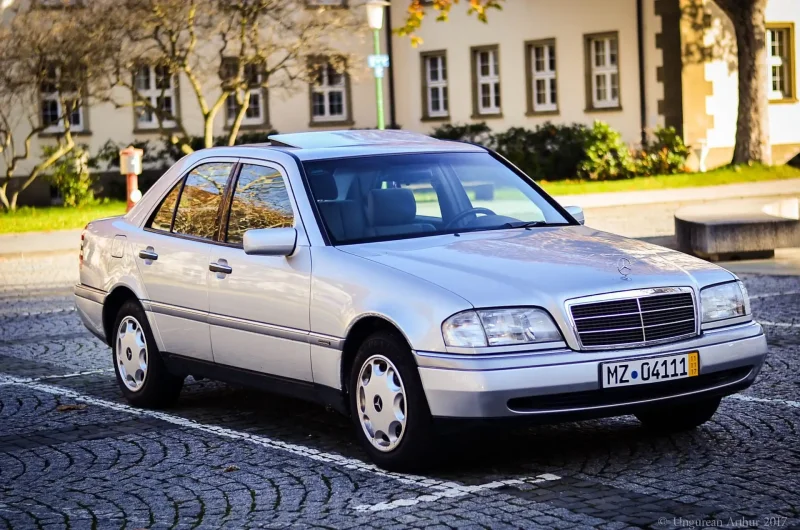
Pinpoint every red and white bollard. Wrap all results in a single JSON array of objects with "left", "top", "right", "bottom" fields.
[{"left": 119, "top": 146, "right": 144, "bottom": 212}]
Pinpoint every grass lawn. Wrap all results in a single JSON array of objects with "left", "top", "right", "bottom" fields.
[
  {"left": 0, "top": 200, "right": 126, "bottom": 234},
  {"left": 538, "top": 164, "right": 800, "bottom": 196}
]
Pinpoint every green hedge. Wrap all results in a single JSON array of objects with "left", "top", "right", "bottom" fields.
[{"left": 431, "top": 121, "right": 689, "bottom": 181}]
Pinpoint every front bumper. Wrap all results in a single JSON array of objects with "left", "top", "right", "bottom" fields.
[{"left": 415, "top": 321, "right": 767, "bottom": 419}]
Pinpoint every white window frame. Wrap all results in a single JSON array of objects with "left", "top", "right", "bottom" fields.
[
  {"left": 311, "top": 64, "right": 348, "bottom": 123},
  {"left": 475, "top": 48, "right": 501, "bottom": 115},
  {"left": 589, "top": 35, "right": 620, "bottom": 109},
  {"left": 767, "top": 27, "right": 791, "bottom": 101},
  {"left": 531, "top": 42, "right": 557, "bottom": 112},
  {"left": 425, "top": 54, "right": 448, "bottom": 118},
  {"left": 134, "top": 65, "right": 177, "bottom": 130},
  {"left": 225, "top": 63, "right": 266, "bottom": 127},
  {"left": 40, "top": 66, "right": 85, "bottom": 134}
]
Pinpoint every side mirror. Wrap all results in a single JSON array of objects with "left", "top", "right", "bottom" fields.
[
  {"left": 564, "top": 205, "right": 585, "bottom": 225},
  {"left": 243, "top": 227, "right": 297, "bottom": 256}
]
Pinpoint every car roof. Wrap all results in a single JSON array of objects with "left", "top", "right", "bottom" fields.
[{"left": 196, "top": 130, "right": 486, "bottom": 162}]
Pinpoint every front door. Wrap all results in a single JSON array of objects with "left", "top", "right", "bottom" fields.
[
  {"left": 134, "top": 160, "right": 235, "bottom": 362},
  {"left": 207, "top": 162, "right": 313, "bottom": 381}
]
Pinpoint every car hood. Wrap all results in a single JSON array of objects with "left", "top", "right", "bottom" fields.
[{"left": 340, "top": 226, "right": 735, "bottom": 310}]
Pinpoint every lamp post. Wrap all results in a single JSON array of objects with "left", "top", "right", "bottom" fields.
[{"left": 365, "top": 0, "right": 390, "bottom": 130}]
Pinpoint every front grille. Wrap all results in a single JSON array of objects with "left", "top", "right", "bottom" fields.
[
  {"left": 507, "top": 367, "right": 752, "bottom": 412},
  {"left": 570, "top": 290, "right": 697, "bottom": 349}
]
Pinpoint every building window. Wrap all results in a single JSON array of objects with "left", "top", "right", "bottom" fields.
[
  {"left": 134, "top": 65, "right": 177, "bottom": 130},
  {"left": 40, "top": 64, "right": 84, "bottom": 133},
  {"left": 222, "top": 59, "right": 268, "bottom": 128},
  {"left": 472, "top": 46, "right": 501, "bottom": 116},
  {"left": 526, "top": 39, "right": 557, "bottom": 114},
  {"left": 767, "top": 24, "right": 796, "bottom": 102},
  {"left": 422, "top": 52, "right": 448, "bottom": 119},
  {"left": 585, "top": 32, "right": 620, "bottom": 110},
  {"left": 310, "top": 61, "right": 350, "bottom": 124}
]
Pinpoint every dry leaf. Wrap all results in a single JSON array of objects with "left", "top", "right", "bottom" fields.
[
  {"left": 56, "top": 404, "right": 87, "bottom": 412},
  {"left": 223, "top": 465, "right": 239, "bottom": 473}
]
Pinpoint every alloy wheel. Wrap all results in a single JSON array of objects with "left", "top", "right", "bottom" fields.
[
  {"left": 116, "top": 316, "right": 148, "bottom": 392},
  {"left": 356, "top": 354, "right": 408, "bottom": 452}
]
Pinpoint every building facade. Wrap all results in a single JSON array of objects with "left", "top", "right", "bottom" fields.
[{"left": 4, "top": 0, "right": 800, "bottom": 205}]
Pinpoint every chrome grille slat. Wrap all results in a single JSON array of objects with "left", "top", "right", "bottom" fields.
[{"left": 568, "top": 289, "right": 698, "bottom": 350}]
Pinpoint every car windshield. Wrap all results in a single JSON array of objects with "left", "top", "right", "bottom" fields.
[{"left": 303, "top": 152, "right": 571, "bottom": 245}]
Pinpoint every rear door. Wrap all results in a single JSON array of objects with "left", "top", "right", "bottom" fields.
[
  {"left": 133, "top": 159, "right": 236, "bottom": 362},
  {"left": 207, "top": 161, "right": 313, "bottom": 381}
]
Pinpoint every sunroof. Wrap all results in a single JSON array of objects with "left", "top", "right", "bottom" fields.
[{"left": 268, "top": 130, "right": 442, "bottom": 149}]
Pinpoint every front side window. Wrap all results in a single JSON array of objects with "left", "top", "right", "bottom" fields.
[
  {"left": 423, "top": 53, "right": 448, "bottom": 118},
  {"left": 587, "top": 33, "right": 619, "bottom": 109},
  {"left": 529, "top": 40, "right": 557, "bottom": 113},
  {"left": 473, "top": 47, "right": 501, "bottom": 115},
  {"left": 767, "top": 25, "right": 795, "bottom": 102},
  {"left": 226, "top": 164, "right": 294, "bottom": 244},
  {"left": 304, "top": 153, "right": 570, "bottom": 245},
  {"left": 172, "top": 162, "right": 233, "bottom": 240},
  {"left": 134, "top": 65, "right": 177, "bottom": 129},
  {"left": 311, "top": 62, "right": 348, "bottom": 123}
]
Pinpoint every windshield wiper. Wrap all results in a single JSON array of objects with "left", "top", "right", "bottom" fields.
[{"left": 501, "top": 221, "right": 551, "bottom": 229}]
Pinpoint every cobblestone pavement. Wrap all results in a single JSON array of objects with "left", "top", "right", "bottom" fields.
[{"left": 1, "top": 254, "right": 799, "bottom": 530}]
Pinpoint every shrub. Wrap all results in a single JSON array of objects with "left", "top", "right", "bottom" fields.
[
  {"left": 635, "top": 127, "right": 690, "bottom": 176},
  {"left": 44, "top": 146, "right": 97, "bottom": 207},
  {"left": 429, "top": 122, "right": 493, "bottom": 146},
  {"left": 493, "top": 123, "right": 589, "bottom": 181},
  {"left": 577, "top": 121, "right": 636, "bottom": 180}
]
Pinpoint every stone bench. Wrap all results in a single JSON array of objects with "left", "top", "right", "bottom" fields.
[{"left": 675, "top": 197, "right": 800, "bottom": 261}]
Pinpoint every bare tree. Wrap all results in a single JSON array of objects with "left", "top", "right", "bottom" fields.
[
  {"left": 0, "top": 2, "right": 118, "bottom": 211},
  {"left": 105, "top": 0, "right": 361, "bottom": 155}
]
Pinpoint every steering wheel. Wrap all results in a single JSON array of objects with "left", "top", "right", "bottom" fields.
[{"left": 444, "top": 207, "right": 497, "bottom": 229}]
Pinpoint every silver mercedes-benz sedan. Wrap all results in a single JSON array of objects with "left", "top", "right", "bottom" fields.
[{"left": 75, "top": 130, "right": 767, "bottom": 470}]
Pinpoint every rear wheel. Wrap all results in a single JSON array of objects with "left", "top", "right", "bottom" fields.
[
  {"left": 112, "top": 300, "right": 183, "bottom": 408},
  {"left": 635, "top": 397, "right": 721, "bottom": 432},
  {"left": 349, "top": 330, "right": 435, "bottom": 471}
]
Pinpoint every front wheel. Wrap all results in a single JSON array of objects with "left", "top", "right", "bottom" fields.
[
  {"left": 349, "top": 331, "right": 435, "bottom": 471},
  {"left": 635, "top": 397, "right": 721, "bottom": 432},
  {"left": 112, "top": 300, "right": 183, "bottom": 408}
]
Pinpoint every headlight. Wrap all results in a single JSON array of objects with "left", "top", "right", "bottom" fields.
[
  {"left": 442, "top": 308, "right": 562, "bottom": 348},
  {"left": 700, "top": 281, "right": 751, "bottom": 323}
]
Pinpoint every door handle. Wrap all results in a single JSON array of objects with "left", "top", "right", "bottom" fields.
[
  {"left": 209, "top": 261, "right": 232, "bottom": 274},
  {"left": 139, "top": 248, "right": 158, "bottom": 261}
]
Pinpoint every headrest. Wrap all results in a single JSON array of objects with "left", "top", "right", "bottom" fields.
[
  {"left": 367, "top": 188, "right": 417, "bottom": 226},
  {"left": 309, "top": 170, "right": 338, "bottom": 200}
]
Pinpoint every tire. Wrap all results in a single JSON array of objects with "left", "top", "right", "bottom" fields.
[
  {"left": 349, "top": 330, "right": 435, "bottom": 471},
  {"left": 111, "top": 299, "right": 183, "bottom": 408},
  {"left": 635, "top": 397, "right": 721, "bottom": 432}
]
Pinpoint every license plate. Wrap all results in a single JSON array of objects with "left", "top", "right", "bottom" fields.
[{"left": 601, "top": 352, "right": 699, "bottom": 388}]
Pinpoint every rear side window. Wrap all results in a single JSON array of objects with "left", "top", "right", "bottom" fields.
[
  {"left": 226, "top": 164, "right": 294, "bottom": 245},
  {"left": 149, "top": 182, "right": 181, "bottom": 231},
  {"left": 172, "top": 162, "right": 233, "bottom": 240}
]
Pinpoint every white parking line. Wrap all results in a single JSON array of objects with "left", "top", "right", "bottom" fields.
[
  {"left": 758, "top": 320, "right": 800, "bottom": 329},
  {"left": 0, "top": 369, "right": 112, "bottom": 385},
  {"left": 749, "top": 291, "right": 800, "bottom": 300},
  {"left": 354, "top": 474, "right": 561, "bottom": 512},
  {"left": 729, "top": 394, "right": 800, "bottom": 409},
  {"left": 0, "top": 375, "right": 561, "bottom": 509}
]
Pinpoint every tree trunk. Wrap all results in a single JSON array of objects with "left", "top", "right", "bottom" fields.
[
  {"left": 0, "top": 184, "right": 10, "bottom": 212},
  {"left": 717, "top": 0, "right": 771, "bottom": 165}
]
